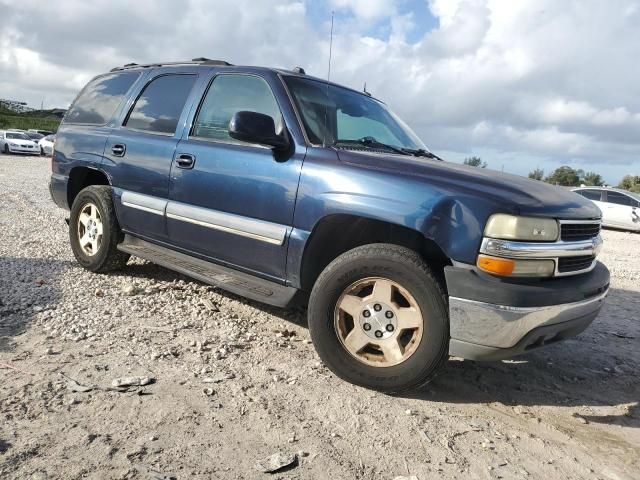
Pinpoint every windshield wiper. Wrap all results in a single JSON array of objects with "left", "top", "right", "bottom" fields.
[
  {"left": 400, "top": 148, "right": 444, "bottom": 161},
  {"left": 332, "top": 137, "right": 410, "bottom": 156},
  {"left": 333, "top": 137, "right": 443, "bottom": 161}
]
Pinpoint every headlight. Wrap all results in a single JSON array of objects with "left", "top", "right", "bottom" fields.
[
  {"left": 8, "top": 142, "right": 17, "bottom": 147},
  {"left": 484, "top": 214, "right": 559, "bottom": 241},
  {"left": 477, "top": 254, "right": 555, "bottom": 277}
]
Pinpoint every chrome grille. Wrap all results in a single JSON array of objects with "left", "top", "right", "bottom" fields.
[{"left": 560, "top": 222, "right": 601, "bottom": 241}]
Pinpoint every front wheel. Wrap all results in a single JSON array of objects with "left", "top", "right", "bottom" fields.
[
  {"left": 3, "top": 144, "right": 9, "bottom": 154},
  {"left": 308, "top": 244, "right": 449, "bottom": 393},
  {"left": 69, "top": 185, "right": 130, "bottom": 272}
]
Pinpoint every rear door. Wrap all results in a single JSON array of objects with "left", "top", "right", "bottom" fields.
[
  {"left": 166, "top": 72, "right": 305, "bottom": 281},
  {"left": 604, "top": 191, "right": 639, "bottom": 229},
  {"left": 103, "top": 70, "right": 201, "bottom": 241}
]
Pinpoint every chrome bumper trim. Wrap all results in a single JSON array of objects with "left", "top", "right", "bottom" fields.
[
  {"left": 480, "top": 234, "right": 603, "bottom": 277},
  {"left": 448, "top": 289, "right": 608, "bottom": 349},
  {"left": 480, "top": 235, "right": 603, "bottom": 259}
]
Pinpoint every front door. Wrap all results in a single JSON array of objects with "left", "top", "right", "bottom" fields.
[
  {"left": 167, "top": 73, "right": 304, "bottom": 281},
  {"left": 103, "top": 72, "right": 199, "bottom": 241}
]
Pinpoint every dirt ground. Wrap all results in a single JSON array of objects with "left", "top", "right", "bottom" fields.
[{"left": 1, "top": 155, "right": 638, "bottom": 480}]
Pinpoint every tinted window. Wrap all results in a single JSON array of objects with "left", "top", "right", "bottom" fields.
[
  {"left": 65, "top": 72, "right": 140, "bottom": 125},
  {"left": 606, "top": 192, "right": 634, "bottom": 206},
  {"left": 125, "top": 75, "right": 196, "bottom": 134},
  {"left": 578, "top": 189, "right": 602, "bottom": 201},
  {"left": 192, "top": 74, "right": 282, "bottom": 142}
]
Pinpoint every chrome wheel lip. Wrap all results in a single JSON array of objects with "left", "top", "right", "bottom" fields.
[
  {"left": 334, "top": 276, "right": 424, "bottom": 368},
  {"left": 77, "top": 202, "right": 103, "bottom": 257}
]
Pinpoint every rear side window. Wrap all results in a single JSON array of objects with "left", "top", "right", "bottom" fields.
[
  {"left": 65, "top": 72, "right": 140, "bottom": 125},
  {"left": 125, "top": 74, "right": 196, "bottom": 135},
  {"left": 606, "top": 191, "right": 634, "bottom": 206},
  {"left": 577, "top": 189, "right": 602, "bottom": 201},
  {"left": 191, "top": 74, "right": 282, "bottom": 142}
]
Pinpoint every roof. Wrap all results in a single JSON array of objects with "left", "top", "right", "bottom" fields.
[{"left": 109, "top": 58, "right": 380, "bottom": 101}]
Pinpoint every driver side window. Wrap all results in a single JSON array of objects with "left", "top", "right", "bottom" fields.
[{"left": 191, "top": 74, "right": 282, "bottom": 144}]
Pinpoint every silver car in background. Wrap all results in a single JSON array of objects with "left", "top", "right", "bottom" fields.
[
  {"left": 39, "top": 134, "right": 56, "bottom": 156},
  {"left": 0, "top": 130, "right": 41, "bottom": 155},
  {"left": 573, "top": 187, "right": 640, "bottom": 232}
]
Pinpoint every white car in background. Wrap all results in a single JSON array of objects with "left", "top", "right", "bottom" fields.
[
  {"left": 573, "top": 187, "right": 640, "bottom": 232},
  {"left": 0, "top": 130, "right": 41, "bottom": 155},
  {"left": 39, "top": 134, "right": 55, "bottom": 156}
]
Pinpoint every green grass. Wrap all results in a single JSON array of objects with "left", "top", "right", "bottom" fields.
[{"left": 0, "top": 113, "right": 60, "bottom": 132}]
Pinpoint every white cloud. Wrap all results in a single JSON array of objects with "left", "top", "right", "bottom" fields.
[
  {"left": 0, "top": 0, "right": 638, "bottom": 183},
  {"left": 328, "top": 0, "right": 397, "bottom": 21}
]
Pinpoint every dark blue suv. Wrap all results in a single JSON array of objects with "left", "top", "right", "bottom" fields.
[{"left": 50, "top": 58, "right": 610, "bottom": 392}]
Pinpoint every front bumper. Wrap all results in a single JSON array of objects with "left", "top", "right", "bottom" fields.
[
  {"left": 8, "top": 145, "right": 39, "bottom": 154},
  {"left": 446, "top": 261, "right": 610, "bottom": 360}
]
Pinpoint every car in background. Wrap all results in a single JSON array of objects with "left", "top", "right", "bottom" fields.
[
  {"left": 28, "top": 129, "right": 54, "bottom": 136},
  {"left": 0, "top": 130, "right": 40, "bottom": 155},
  {"left": 26, "top": 131, "right": 44, "bottom": 142},
  {"left": 39, "top": 134, "right": 55, "bottom": 156},
  {"left": 573, "top": 187, "right": 640, "bottom": 232}
]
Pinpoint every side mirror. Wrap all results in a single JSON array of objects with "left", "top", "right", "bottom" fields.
[{"left": 228, "top": 111, "right": 289, "bottom": 150}]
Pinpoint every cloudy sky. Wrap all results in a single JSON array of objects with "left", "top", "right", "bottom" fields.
[{"left": 1, "top": 0, "right": 639, "bottom": 183}]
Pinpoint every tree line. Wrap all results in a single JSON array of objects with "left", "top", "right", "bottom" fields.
[{"left": 463, "top": 157, "right": 639, "bottom": 193}]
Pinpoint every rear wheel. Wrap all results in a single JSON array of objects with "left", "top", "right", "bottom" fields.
[
  {"left": 308, "top": 243, "right": 449, "bottom": 393},
  {"left": 69, "top": 185, "right": 130, "bottom": 272}
]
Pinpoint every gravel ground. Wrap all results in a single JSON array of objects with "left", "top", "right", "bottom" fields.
[{"left": 1, "top": 155, "right": 638, "bottom": 480}]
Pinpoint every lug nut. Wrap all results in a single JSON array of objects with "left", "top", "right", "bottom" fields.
[
  {"left": 363, "top": 310, "right": 371, "bottom": 318},
  {"left": 363, "top": 323, "right": 371, "bottom": 331},
  {"left": 374, "top": 330, "right": 383, "bottom": 338},
  {"left": 385, "top": 311, "right": 394, "bottom": 319},
  {"left": 386, "top": 324, "right": 394, "bottom": 332},
  {"left": 374, "top": 304, "right": 382, "bottom": 312}
]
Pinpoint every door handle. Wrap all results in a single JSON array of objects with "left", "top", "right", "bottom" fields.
[
  {"left": 111, "top": 144, "right": 126, "bottom": 157},
  {"left": 176, "top": 153, "right": 195, "bottom": 169}
]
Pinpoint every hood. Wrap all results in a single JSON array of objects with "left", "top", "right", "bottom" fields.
[{"left": 336, "top": 150, "right": 602, "bottom": 220}]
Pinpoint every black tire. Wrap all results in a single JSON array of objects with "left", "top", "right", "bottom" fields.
[
  {"left": 308, "top": 243, "right": 449, "bottom": 393},
  {"left": 3, "top": 144, "right": 8, "bottom": 154},
  {"left": 69, "top": 185, "right": 130, "bottom": 272}
]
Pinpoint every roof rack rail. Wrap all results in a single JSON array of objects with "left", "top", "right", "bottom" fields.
[{"left": 110, "top": 58, "right": 232, "bottom": 72}]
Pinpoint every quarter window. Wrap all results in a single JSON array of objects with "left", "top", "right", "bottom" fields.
[
  {"left": 125, "top": 74, "right": 196, "bottom": 134},
  {"left": 192, "top": 74, "right": 282, "bottom": 143},
  {"left": 606, "top": 191, "right": 634, "bottom": 206},
  {"left": 65, "top": 72, "right": 140, "bottom": 125},
  {"left": 578, "top": 189, "right": 602, "bottom": 201}
]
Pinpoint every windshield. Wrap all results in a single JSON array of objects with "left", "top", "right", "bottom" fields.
[
  {"left": 284, "top": 76, "right": 426, "bottom": 150},
  {"left": 6, "top": 132, "right": 30, "bottom": 140}
]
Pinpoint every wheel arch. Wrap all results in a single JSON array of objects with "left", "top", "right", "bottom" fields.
[
  {"left": 298, "top": 214, "right": 451, "bottom": 293},
  {"left": 67, "top": 166, "right": 111, "bottom": 209}
]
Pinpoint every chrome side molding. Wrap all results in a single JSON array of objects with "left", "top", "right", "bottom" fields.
[{"left": 119, "top": 189, "right": 288, "bottom": 245}]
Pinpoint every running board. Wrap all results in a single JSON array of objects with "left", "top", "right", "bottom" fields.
[{"left": 117, "top": 235, "right": 300, "bottom": 308}]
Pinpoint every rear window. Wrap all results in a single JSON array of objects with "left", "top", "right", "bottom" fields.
[
  {"left": 606, "top": 191, "right": 635, "bottom": 206},
  {"left": 64, "top": 72, "right": 140, "bottom": 125},
  {"left": 124, "top": 74, "right": 196, "bottom": 135}
]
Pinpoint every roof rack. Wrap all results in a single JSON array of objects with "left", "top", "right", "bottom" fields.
[{"left": 110, "top": 58, "right": 232, "bottom": 72}]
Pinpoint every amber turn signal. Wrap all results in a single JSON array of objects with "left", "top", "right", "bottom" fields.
[{"left": 477, "top": 255, "right": 516, "bottom": 276}]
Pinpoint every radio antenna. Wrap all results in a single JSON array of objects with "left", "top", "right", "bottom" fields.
[{"left": 323, "top": 11, "right": 334, "bottom": 147}]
